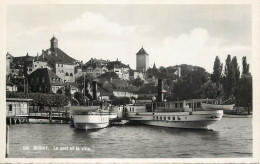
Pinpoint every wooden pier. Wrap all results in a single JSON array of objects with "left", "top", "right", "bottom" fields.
[{"left": 28, "top": 111, "right": 71, "bottom": 124}]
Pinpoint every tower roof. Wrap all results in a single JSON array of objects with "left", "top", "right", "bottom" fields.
[
  {"left": 136, "top": 47, "right": 149, "bottom": 55},
  {"left": 50, "top": 36, "right": 58, "bottom": 41}
]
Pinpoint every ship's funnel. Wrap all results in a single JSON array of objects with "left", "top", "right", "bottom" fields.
[
  {"left": 92, "top": 81, "right": 97, "bottom": 101},
  {"left": 158, "top": 79, "right": 163, "bottom": 102}
]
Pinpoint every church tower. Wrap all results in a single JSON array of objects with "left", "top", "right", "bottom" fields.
[
  {"left": 50, "top": 35, "right": 58, "bottom": 50},
  {"left": 136, "top": 46, "right": 149, "bottom": 72}
]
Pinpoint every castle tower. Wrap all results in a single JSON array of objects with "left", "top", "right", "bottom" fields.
[
  {"left": 50, "top": 35, "right": 58, "bottom": 50},
  {"left": 136, "top": 46, "right": 149, "bottom": 72}
]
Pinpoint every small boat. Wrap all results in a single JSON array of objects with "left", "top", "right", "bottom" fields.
[
  {"left": 201, "top": 103, "right": 235, "bottom": 111},
  {"left": 70, "top": 106, "right": 118, "bottom": 130},
  {"left": 69, "top": 79, "right": 118, "bottom": 130}
]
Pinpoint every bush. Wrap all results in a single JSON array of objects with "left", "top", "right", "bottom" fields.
[{"left": 6, "top": 91, "right": 69, "bottom": 107}]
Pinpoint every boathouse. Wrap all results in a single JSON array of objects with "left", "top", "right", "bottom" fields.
[{"left": 6, "top": 98, "right": 32, "bottom": 124}]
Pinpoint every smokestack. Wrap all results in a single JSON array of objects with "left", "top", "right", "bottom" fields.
[
  {"left": 157, "top": 79, "right": 163, "bottom": 102},
  {"left": 92, "top": 81, "right": 97, "bottom": 101}
]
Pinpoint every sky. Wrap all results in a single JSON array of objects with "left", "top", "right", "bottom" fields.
[{"left": 6, "top": 4, "right": 252, "bottom": 73}]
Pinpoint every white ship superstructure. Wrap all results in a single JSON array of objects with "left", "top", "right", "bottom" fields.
[
  {"left": 124, "top": 79, "right": 223, "bottom": 130},
  {"left": 125, "top": 102, "right": 223, "bottom": 130}
]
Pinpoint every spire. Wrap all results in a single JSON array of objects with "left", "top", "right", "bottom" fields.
[{"left": 153, "top": 63, "right": 156, "bottom": 69}]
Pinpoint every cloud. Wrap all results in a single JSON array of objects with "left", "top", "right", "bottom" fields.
[
  {"left": 59, "top": 11, "right": 152, "bottom": 37},
  {"left": 149, "top": 28, "right": 251, "bottom": 73}
]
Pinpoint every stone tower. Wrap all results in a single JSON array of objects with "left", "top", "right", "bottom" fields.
[
  {"left": 50, "top": 36, "right": 58, "bottom": 50},
  {"left": 136, "top": 46, "right": 149, "bottom": 72}
]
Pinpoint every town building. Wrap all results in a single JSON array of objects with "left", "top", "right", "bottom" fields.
[
  {"left": 107, "top": 60, "right": 130, "bottom": 80},
  {"left": 6, "top": 79, "right": 18, "bottom": 92},
  {"left": 136, "top": 46, "right": 149, "bottom": 72},
  {"left": 27, "top": 68, "right": 64, "bottom": 93},
  {"left": 129, "top": 70, "right": 146, "bottom": 80},
  {"left": 97, "top": 78, "right": 138, "bottom": 99},
  {"left": 82, "top": 58, "right": 109, "bottom": 77},
  {"left": 6, "top": 52, "right": 13, "bottom": 76},
  {"left": 38, "top": 36, "right": 77, "bottom": 82}
]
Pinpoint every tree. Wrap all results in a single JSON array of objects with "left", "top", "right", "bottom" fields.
[
  {"left": 223, "top": 55, "right": 236, "bottom": 98},
  {"left": 131, "top": 77, "right": 144, "bottom": 88},
  {"left": 74, "top": 91, "right": 85, "bottom": 105},
  {"left": 64, "top": 84, "right": 71, "bottom": 98},
  {"left": 242, "top": 56, "right": 250, "bottom": 74},
  {"left": 211, "top": 56, "right": 223, "bottom": 87},
  {"left": 200, "top": 81, "right": 219, "bottom": 99},
  {"left": 235, "top": 75, "right": 252, "bottom": 107},
  {"left": 231, "top": 56, "right": 240, "bottom": 84}
]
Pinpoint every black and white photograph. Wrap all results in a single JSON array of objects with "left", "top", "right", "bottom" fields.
[{"left": 1, "top": 0, "right": 259, "bottom": 163}]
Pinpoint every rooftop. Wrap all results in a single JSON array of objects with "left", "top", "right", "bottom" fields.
[{"left": 136, "top": 47, "right": 149, "bottom": 55}]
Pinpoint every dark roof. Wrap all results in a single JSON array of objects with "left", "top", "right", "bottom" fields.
[
  {"left": 106, "top": 60, "right": 129, "bottom": 70},
  {"left": 85, "top": 58, "right": 108, "bottom": 65},
  {"left": 50, "top": 36, "right": 58, "bottom": 41},
  {"left": 46, "top": 68, "right": 61, "bottom": 79},
  {"left": 136, "top": 47, "right": 149, "bottom": 55},
  {"left": 28, "top": 68, "right": 63, "bottom": 85},
  {"left": 39, "top": 48, "right": 76, "bottom": 68}
]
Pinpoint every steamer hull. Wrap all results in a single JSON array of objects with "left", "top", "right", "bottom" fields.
[{"left": 126, "top": 110, "right": 223, "bottom": 130}]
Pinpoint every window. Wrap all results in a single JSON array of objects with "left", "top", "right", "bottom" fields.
[
  {"left": 35, "top": 65, "right": 37, "bottom": 67},
  {"left": 42, "top": 77, "right": 45, "bottom": 83},
  {"left": 180, "top": 103, "right": 183, "bottom": 108},
  {"left": 175, "top": 103, "right": 178, "bottom": 108},
  {"left": 70, "top": 73, "right": 73, "bottom": 76},
  {"left": 164, "top": 117, "right": 166, "bottom": 120},
  {"left": 168, "top": 116, "right": 170, "bottom": 120},
  {"left": 58, "top": 64, "right": 60, "bottom": 67},
  {"left": 178, "top": 117, "right": 181, "bottom": 120},
  {"left": 172, "top": 117, "right": 175, "bottom": 120},
  {"left": 9, "top": 104, "right": 12, "bottom": 112},
  {"left": 66, "top": 72, "right": 69, "bottom": 76}
]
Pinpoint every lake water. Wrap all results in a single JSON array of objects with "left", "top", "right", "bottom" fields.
[{"left": 8, "top": 118, "right": 252, "bottom": 158}]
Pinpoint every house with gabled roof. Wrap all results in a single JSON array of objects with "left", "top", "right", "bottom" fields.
[
  {"left": 107, "top": 59, "right": 130, "bottom": 80},
  {"left": 27, "top": 68, "right": 64, "bottom": 93},
  {"left": 83, "top": 62, "right": 108, "bottom": 77},
  {"left": 97, "top": 78, "right": 138, "bottom": 98}
]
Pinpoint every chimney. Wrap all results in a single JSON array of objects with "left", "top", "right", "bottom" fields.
[
  {"left": 92, "top": 80, "right": 97, "bottom": 101},
  {"left": 157, "top": 79, "right": 163, "bottom": 102}
]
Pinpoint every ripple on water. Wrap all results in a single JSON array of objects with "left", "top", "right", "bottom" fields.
[{"left": 8, "top": 118, "right": 252, "bottom": 158}]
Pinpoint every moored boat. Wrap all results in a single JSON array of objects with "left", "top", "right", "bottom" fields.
[
  {"left": 69, "top": 80, "right": 118, "bottom": 130},
  {"left": 125, "top": 102, "right": 223, "bottom": 130},
  {"left": 201, "top": 103, "right": 235, "bottom": 111},
  {"left": 70, "top": 105, "right": 118, "bottom": 130},
  {"left": 125, "top": 79, "right": 223, "bottom": 130}
]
